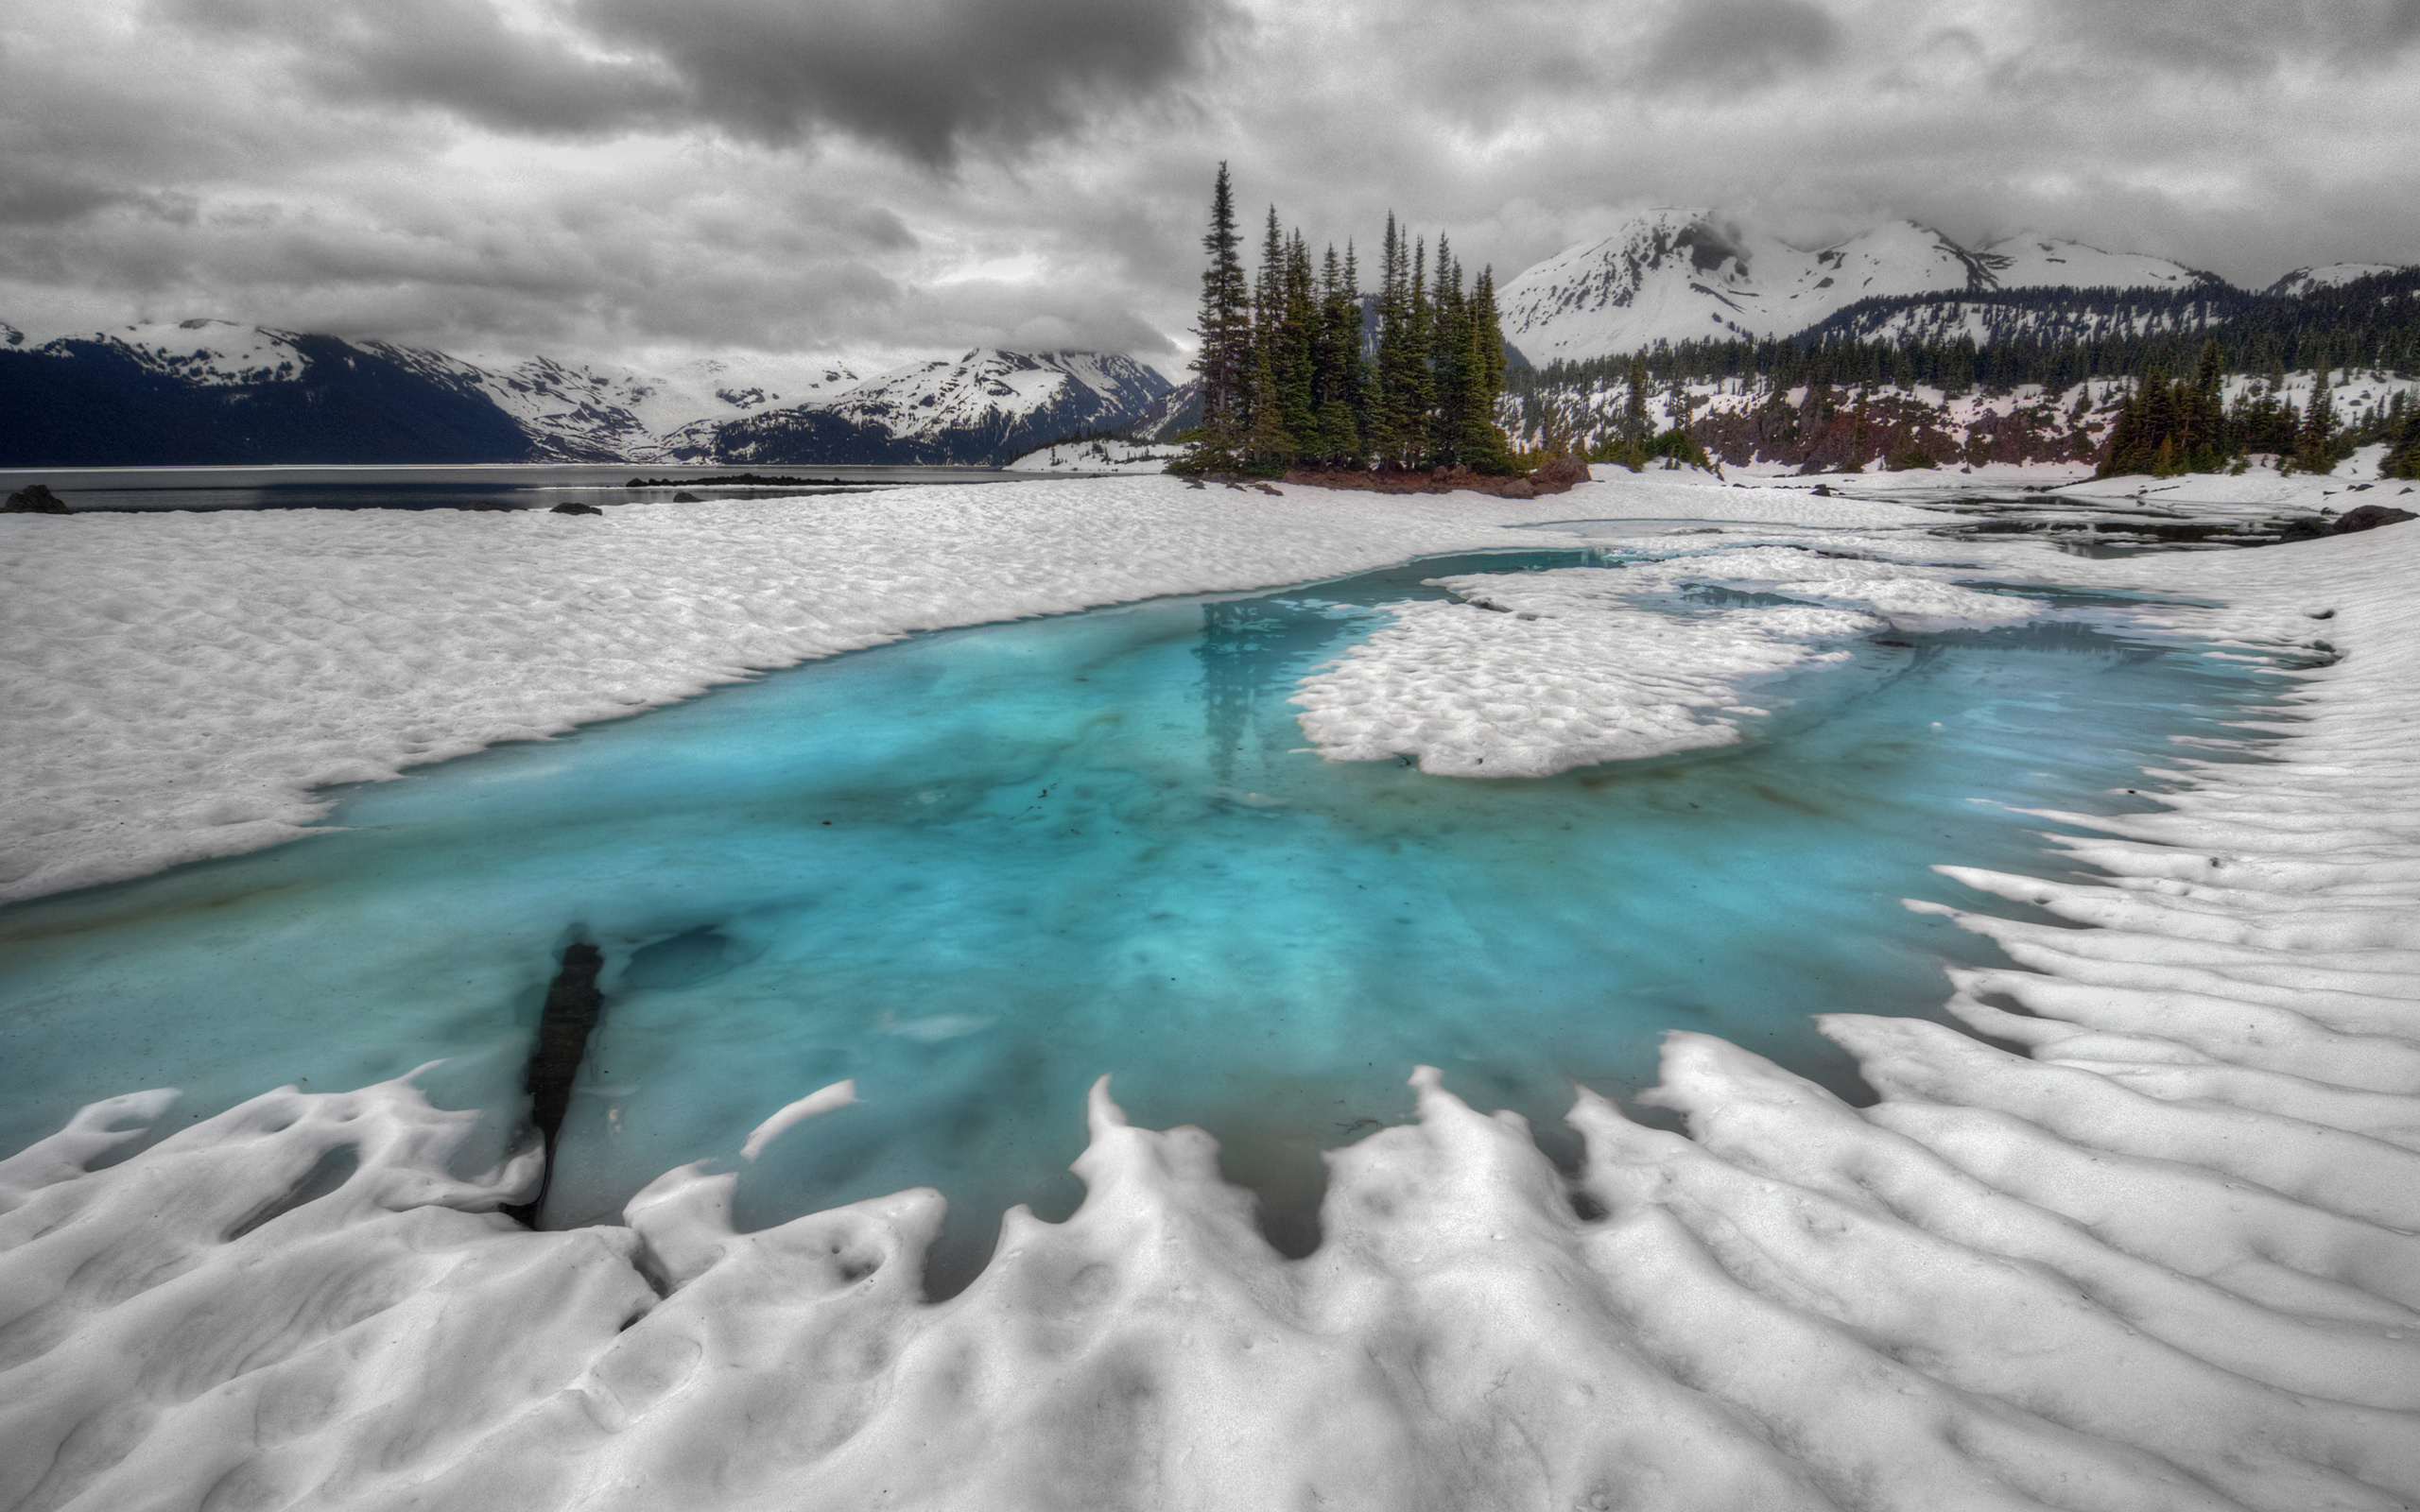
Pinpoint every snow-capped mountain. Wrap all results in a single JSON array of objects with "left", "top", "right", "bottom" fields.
[
  {"left": 1120, "top": 379, "right": 1201, "bottom": 443},
  {"left": 0, "top": 317, "right": 317, "bottom": 383},
  {"left": 706, "top": 351, "right": 1173, "bottom": 466},
  {"left": 0, "top": 319, "right": 533, "bottom": 467},
  {"left": 0, "top": 320, "right": 1173, "bottom": 467},
  {"left": 1971, "top": 235, "right": 2209, "bottom": 291},
  {"left": 2265, "top": 264, "right": 2410, "bottom": 298},
  {"left": 441, "top": 352, "right": 868, "bottom": 461},
  {"left": 1496, "top": 210, "right": 2211, "bottom": 364}
]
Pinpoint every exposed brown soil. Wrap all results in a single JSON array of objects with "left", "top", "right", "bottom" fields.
[{"left": 1277, "top": 456, "right": 1593, "bottom": 499}]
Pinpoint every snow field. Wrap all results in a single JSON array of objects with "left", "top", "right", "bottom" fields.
[{"left": 3, "top": 467, "right": 2419, "bottom": 1507}]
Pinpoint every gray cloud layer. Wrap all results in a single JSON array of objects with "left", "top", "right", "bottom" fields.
[{"left": 2, "top": 0, "right": 2415, "bottom": 369}]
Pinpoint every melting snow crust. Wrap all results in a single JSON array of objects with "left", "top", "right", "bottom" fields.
[{"left": 4, "top": 472, "right": 2419, "bottom": 1509}]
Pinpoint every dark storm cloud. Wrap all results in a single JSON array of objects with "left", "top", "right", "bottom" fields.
[
  {"left": 161, "top": 0, "right": 686, "bottom": 134},
  {"left": 580, "top": 0, "right": 1236, "bottom": 163},
  {"left": 8, "top": 0, "right": 2418, "bottom": 366},
  {"left": 1644, "top": 0, "right": 1842, "bottom": 87},
  {"left": 158, "top": 0, "right": 1236, "bottom": 164},
  {"left": 0, "top": 169, "right": 130, "bottom": 225}
]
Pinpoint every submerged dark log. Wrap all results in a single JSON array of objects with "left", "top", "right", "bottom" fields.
[{"left": 503, "top": 940, "right": 606, "bottom": 1228}]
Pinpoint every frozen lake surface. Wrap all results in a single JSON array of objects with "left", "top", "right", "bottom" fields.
[{"left": 0, "top": 536, "right": 2281, "bottom": 1289}]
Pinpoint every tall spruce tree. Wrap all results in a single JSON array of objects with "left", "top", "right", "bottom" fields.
[
  {"left": 1426, "top": 238, "right": 1470, "bottom": 466},
  {"left": 1455, "top": 266, "right": 1515, "bottom": 472},
  {"left": 1272, "top": 231, "right": 1321, "bottom": 463},
  {"left": 1314, "top": 244, "right": 1368, "bottom": 464},
  {"left": 1371, "top": 217, "right": 1426, "bottom": 468},
  {"left": 1184, "top": 163, "right": 1250, "bottom": 472},
  {"left": 2295, "top": 347, "right": 2337, "bottom": 472},
  {"left": 2182, "top": 339, "right": 2227, "bottom": 471}
]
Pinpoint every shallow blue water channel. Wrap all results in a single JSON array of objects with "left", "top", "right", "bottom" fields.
[{"left": 0, "top": 536, "right": 2284, "bottom": 1287}]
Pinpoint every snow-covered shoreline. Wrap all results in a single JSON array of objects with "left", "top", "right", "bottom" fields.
[
  {"left": 4, "top": 468, "right": 2418, "bottom": 1508},
  {"left": 0, "top": 478, "right": 1635, "bottom": 904}
]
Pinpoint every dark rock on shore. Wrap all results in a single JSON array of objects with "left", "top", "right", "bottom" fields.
[
  {"left": 550, "top": 502, "right": 604, "bottom": 516},
  {"left": 5, "top": 484, "right": 70, "bottom": 513},
  {"left": 1529, "top": 456, "right": 1592, "bottom": 495},
  {"left": 454, "top": 499, "right": 512, "bottom": 511},
  {"left": 2336, "top": 504, "right": 2417, "bottom": 533}
]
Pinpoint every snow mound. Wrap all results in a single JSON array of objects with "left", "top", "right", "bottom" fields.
[
  {"left": 1291, "top": 575, "right": 1864, "bottom": 775},
  {"left": 1293, "top": 538, "right": 2047, "bottom": 777}
]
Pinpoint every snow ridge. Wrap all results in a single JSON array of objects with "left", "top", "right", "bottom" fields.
[
  {"left": 0, "top": 320, "right": 1170, "bottom": 466},
  {"left": 1497, "top": 209, "right": 2224, "bottom": 364}
]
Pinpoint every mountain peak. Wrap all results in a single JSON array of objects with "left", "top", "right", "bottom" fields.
[
  {"left": 1498, "top": 211, "right": 2212, "bottom": 363},
  {"left": 2265, "top": 263, "right": 2410, "bottom": 298},
  {"left": 1, "top": 319, "right": 1173, "bottom": 467}
]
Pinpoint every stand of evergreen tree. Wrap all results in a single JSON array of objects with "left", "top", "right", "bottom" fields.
[
  {"left": 1491, "top": 267, "right": 2419, "bottom": 478},
  {"left": 2098, "top": 341, "right": 2230, "bottom": 477},
  {"left": 1181, "top": 170, "right": 1517, "bottom": 476},
  {"left": 2089, "top": 339, "right": 2412, "bottom": 477},
  {"left": 2383, "top": 397, "right": 2420, "bottom": 480},
  {"left": 1504, "top": 268, "right": 2420, "bottom": 403}
]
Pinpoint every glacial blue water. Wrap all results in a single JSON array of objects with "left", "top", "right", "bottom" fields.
[{"left": 0, "top": 540, "right": 2286, "bottom": 1289}]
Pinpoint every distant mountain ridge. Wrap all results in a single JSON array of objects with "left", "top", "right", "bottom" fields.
[
  {"left": 1495, "top": 208, "right": 2407, "bottom": 366},
  {"left": 0, "top": 319, "right": 1172, "bottom": 468},
  {"left": 711, "top": 351, "right": 1171, "bottom": 466}
]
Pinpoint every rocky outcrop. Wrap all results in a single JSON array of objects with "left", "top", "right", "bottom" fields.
[
  {"left": 1529, "top": 456, "right": 1592, "bottom": 495},
  {"left": 2336, "top": 504, "right": 2417, "bottom": 533},
  {"left": 4, "top": 484, "right": 70, "bottom": 513}
]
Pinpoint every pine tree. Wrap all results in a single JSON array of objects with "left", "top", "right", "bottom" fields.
[
  {"left": 1369, "top": 217, "right": 1414, "bottom": 468},
  {"left": 1241, "top": 335, "right": 1295, "bottom": 466},
  {"left": 2099, "top": 372, "right": 2157, "bottom": 477},
  {"left": 1456, "top": 266, "right": 1515, "bottom": 473},
  {"left": 1622, "top": 356, "right": 1651, "bottom": 446},
  {"left": 1184, "top": 163, "right": 1251, "bottom": 472},
  {"left": 2383, "top": 406, "right": 2420, "bottom": 479},
  {"left": 2295, "top": 346, "right": 2337, "bottom": 472},
  {"left": 1274, "top": 231, "right": 1320, "bottom": 462},
  {"left": 1426, "top": 237, "right": 1468, "bottom": 467},
  {"left": 2184, "top": 339, "right": 2227, "bottom": 469},
  {"left": 1314, "top": 243, "right": 1368, "bottom": 464},
  {"left": 1399, "top": 237, "right": 1434, "bottom": 466}
]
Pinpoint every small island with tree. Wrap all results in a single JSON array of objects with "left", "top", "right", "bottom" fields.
[{"left": 1176, "top": 165, "right": 1594, "bottom": 497}]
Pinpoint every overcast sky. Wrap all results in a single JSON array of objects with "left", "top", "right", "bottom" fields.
[{"left": 5, "top": 0, "right": 2417, "bottom": 375}]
